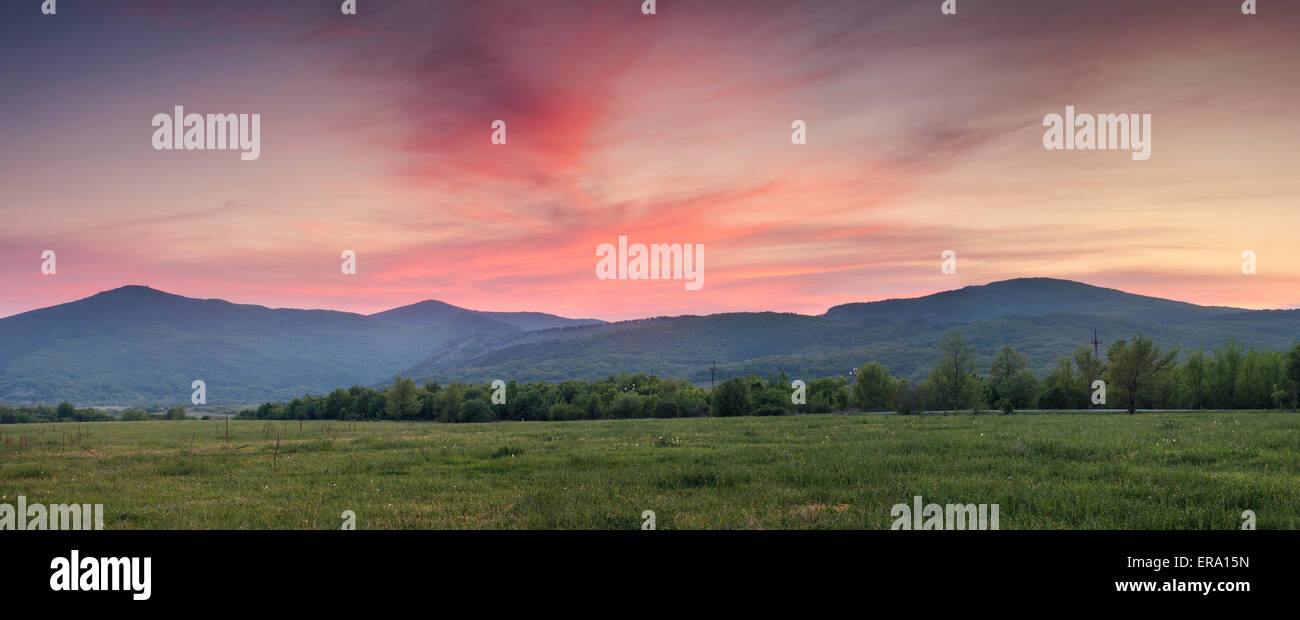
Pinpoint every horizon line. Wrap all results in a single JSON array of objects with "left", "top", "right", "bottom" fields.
[{"left": 3, "top": 276, "right": 1289, "bottom": 323}]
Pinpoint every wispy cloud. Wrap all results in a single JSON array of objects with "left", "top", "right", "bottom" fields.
[{"left": 1, "top": 0, "right": 1298, "bottom": 319}]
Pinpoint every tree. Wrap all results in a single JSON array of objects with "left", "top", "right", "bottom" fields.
[
  {"left": 653, "top": 399, "right": 680, "bottom": 418},
  {"left": 988, "top": 346, "right": 1038, "bottom": 413},
  {"left": 437, "top": 383, "right": 463, "bottom": 423},
  {"left": 1073, "top": 345, "right": 1105, "bottom": 402},
  {"left": 545, "top": 402, "right": 581, "bottom": 421},
  {"left": 120, "top": 408, "right": 149, "bottom": 421},
  {"left": 574, "top": 391, "right": 604, "bottom": 420},
  {"left": 890, "top": 379, "right": 927, "bottom": 415},
  {"left": 1209, "top": 339, "right": 1245, "bottom": 409},
  {"left": 1103, "top": 334, "right": 1179, "bottom": 415},
  {"left": 1285, "top": 341, "right": 1300, "bottom": 411},
  {"left": 1179, "top": 349, "right": 1211, "bottom": 409},
  {"left": 609, "top": 393, "right": 643, "bottom": 419},
  {"left": 711, "top": 377, "right": 751, "bottom": 417},
  {"left": 807, "top": 377, "right": 849, "bottom": 412},
  {"left": 164, "top": 406, "right": 188, "bottom": 420},
  {"left": 1041, "top": 356, "right": 1086, "bottom": 409},
  {"left": 56, "top": 401, "right": 75, "bottom": 420},
  {"left": 458, "top": 399, "right": 496, "bottom": 423},
  {"left": 325, "top": 388, "right": 350, "bottom": 419},
  {"left": 1272, "top": 386, "right": 1290, "bottom": 411},
  {"left": 851, "top": 362, "right": 895, "bottom": 411},
  {"left": 385, "top": 376, "right": 421, "bottom": 420},
  {"left": 1237, "top": 349, "right": 1283, "bottom": 409},
  {"left": 928, "top": 330, "right": 978, "bottom": 411}
]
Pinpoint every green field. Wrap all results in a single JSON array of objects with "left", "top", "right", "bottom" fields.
[{"left": 2, "top": 412, "right": 1297, "bottom": 529}]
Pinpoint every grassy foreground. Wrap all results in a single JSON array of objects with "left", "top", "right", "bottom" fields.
[{"left": 2, "top": 412, "right": 1297, "bottom": 529}]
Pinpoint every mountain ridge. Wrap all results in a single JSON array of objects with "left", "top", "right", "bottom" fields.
[
  {"left": 1, "top": 278, "right": 1293, "bottom": 406},
  {"left": 824, "top": 278, "right": 1246, "bottom": 324},
  {"left": 0, "top": 285, "right": 606, "bottom": 405}
]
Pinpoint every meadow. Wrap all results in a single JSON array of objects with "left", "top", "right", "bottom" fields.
[{"left": 2, "top": 412, "right": 1297, "bottom": 529}]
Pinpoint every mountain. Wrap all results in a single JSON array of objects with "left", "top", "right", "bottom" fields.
[
  {"left": 0, "top": 286, "right": 596, "bottom": 406},
  {"left": 824, "top": 278, "right": 1245, "bottom": 324},
  {"left": 370, "top": 300, "right": 604, "bottom": 331},
  {"left": 2, "top": 278, "right": 1296, "bottom": 406},
  {"left": 396, "top": 279, "right": 1299, "bottom": 385}
]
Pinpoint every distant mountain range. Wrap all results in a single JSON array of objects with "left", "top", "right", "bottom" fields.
[
  {"left": 370, "top": 299, "right": 604, "bottom": 332},
  {"left": 401, "top": 279, "right": 1297, "bottom": 387},
  {"left": 0, "top": 286, "right": 601, "bottom": 405},
  {"left": 2, "top": 278, "right": 1296, "bottom": 406},
  {"left": 823, "top": 278, "right": 1245, "bottom": 324}
]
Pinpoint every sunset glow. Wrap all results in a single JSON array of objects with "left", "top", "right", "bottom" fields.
[{"left": 3, "top": 0, "right": 1298, "bottom": 320}]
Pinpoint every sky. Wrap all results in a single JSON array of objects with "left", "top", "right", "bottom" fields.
[{"left": 2, "top": 0, "right": 1298, "bottom": 321}]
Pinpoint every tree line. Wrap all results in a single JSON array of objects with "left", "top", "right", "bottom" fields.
[
  {"left": 3, "top": 332, "right": 1298, "bottom": 424},
  {"left": 0, "top": 403, "right": 191, "bottom": 424},
  {"left": 231, "top": 332, "right": 1299, "bottom": 422},
  {"left": 908, "top": 332, "right": 1300, "bottom": 414}
]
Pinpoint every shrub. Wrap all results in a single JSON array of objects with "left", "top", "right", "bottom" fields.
[
  {"left": 120, "top": 409, "right": 150, "bottom": 421},
  {"left": 892, "top": 380, "right": 927, "bottom": 415},
  {"left": 459, "top": 399, "right": 497, "bottom": 423},
  {"left": 653, "top": 400, "right": 680, "bottom": 418},
  {"left": 711, "top": 378, "right": 752, "bottom": 417},
  {"left": 546, "top": 402, "right": 581, "bottom": 421},
  {"left": 609, "top": 393, "right": 643, "bottom": 419}
]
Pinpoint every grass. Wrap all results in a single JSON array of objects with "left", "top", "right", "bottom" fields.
[{"left": 1, "top": 411, "right": 1297, "bottom": 529}]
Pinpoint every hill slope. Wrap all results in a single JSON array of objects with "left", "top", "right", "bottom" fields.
[
  {"left": 3, "top": 279, "right": 1294, "bottom": 405},
  {"left": 399, "top": 309, "right": 1300, "bottom": 385},
  {"left": 370, "top": 300, "right": 604, "bottom": 331},
  {"left": 0, "top": 287, "right": 588, "bottom": 405},
  {"left": 824, "top": 278, "right": 1245, "bottom": 324},
  {"left": 397, "top": 279, "right": 1296, "bottom": 385}
]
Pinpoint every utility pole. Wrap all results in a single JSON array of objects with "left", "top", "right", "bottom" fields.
[
  {"left": 710, "top": 361, "right": 717, "bottom": 391},
  {"left": 1091, "top": 328, "right": 1104, "bottom": 382}
]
